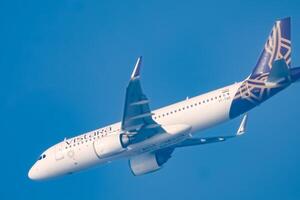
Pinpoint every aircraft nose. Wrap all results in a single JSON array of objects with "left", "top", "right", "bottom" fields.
[
  {"left": 28, "top": 168, "right": 34, "bottom": 180},
  {"left": 28, "top": 163, "right": 41, "bottom": 180}
]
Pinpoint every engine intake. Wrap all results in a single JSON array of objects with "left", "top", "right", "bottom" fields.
[{"left": 129, "top": 148, "right": 173, "bottom": 176}]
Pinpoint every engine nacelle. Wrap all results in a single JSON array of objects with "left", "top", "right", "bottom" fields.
[
  {"left": 93, "top": 134, "right": 129, "bottom": 158},
  {"left": 129, "top": 150, "right": 172, "bottom": 176}
]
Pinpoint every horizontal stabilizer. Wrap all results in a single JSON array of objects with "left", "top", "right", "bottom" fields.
[
  {"left": 266, "top": 59, "right": 291, "bottom": 86},
  {"left": 237, "top": 113, "right": 248, "bottom": 135}
]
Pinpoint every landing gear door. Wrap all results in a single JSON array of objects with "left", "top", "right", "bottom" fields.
[{"left": 55, "top": 143, "right": 64, "bottom": 161}]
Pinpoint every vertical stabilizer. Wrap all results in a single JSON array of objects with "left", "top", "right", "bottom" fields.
[{"left": 250, "top": 17, "right": 291, "bottom": 78}]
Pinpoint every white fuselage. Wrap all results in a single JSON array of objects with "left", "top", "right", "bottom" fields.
[{"left": 28, "top": 82, "right": 242, "bottom": 180}]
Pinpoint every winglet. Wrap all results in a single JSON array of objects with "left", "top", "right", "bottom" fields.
[
  {"left": 131, "top": 56, "right": 142, "bottom": 79},
  {"left": 237, "top": 114, "right": 248, "bottom": 136}
]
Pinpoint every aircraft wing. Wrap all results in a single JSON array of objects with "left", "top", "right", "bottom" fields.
[
  {"left": 128, "top": 112, "right": 247, "bottom": 175},
  {"left": 121, "top": 57, "right": 163, "bottom": 142},
  {"left": 175, "top": 114, "right": 248, "bottom": 148}
]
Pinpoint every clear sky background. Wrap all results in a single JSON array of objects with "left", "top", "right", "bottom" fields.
[{"left": 1, "top": 0, "right": 300, "bottom": 200}]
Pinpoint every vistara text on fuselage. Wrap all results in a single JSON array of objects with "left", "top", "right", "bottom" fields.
[{"left": 28, "top": 17, "right": 300, "bottom": 180}]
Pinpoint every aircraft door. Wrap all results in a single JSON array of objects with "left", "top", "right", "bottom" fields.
[{"left": 55, "top": 143, "right": 65, "bottom": 161}]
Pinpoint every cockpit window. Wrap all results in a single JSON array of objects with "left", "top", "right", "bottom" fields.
[{"left": 38, "top": 154, "right": 46, "bottom": 161}]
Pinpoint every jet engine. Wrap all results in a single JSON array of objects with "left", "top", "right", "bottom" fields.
[
  {"left": 129, "top": 148, "right": 173, "bottom": 176},
  {"left": 93, "top": 134, "right": 129, "bottom": 158}
]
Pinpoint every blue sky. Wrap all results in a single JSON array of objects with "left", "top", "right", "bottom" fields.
[{"left": 1, "top": 0, "right": 300, "bottom": 199}]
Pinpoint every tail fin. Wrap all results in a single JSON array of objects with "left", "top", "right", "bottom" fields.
[{"left": 250, "top": 17, "right": 291, "bottom": 78}]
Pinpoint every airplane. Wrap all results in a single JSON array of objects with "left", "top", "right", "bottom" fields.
[{"left": 28, "top": 17, "right": 300, "bottom": 180}]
